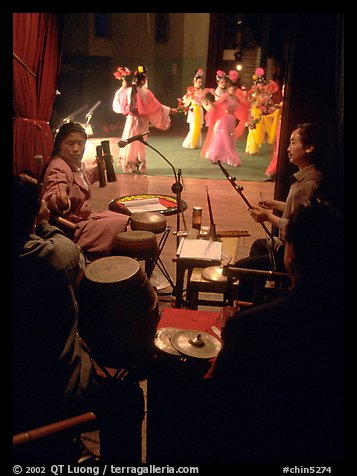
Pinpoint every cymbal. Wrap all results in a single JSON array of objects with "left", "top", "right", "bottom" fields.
[
  {"left": 150, "top": 270, "right": 172, "bottom": 291},
  {"left": 154, "top": 327, "right": 182, "bottom": 356},
  {"left": 201, "top": 266, "right": 227, "bottom": 282},
  {"left": 170, "top": 329, "right": 222, "bottom": 359}
]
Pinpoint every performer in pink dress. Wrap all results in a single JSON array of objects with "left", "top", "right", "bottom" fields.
[
  {"left": 203, "top": 70, "right": 242, "bottom": 166},
  {"left": 214, "top": 69, "right": 227, "bottom": 100},
  {"left": 112, "top": 65, "right": 176, "bottom": 173}
]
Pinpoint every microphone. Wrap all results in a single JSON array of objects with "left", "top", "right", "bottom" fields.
[{"left": 118, "top": 131, "right": 150, "bottom": 148}]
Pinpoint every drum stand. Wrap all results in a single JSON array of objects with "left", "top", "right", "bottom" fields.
[
  {"left": 141, "top": 137, "right": 188, "bottom": 298},
  {"left": 147, "top": 225, "right": 176, "bottom": 293},
  {"left": 142, "top": 138, "right": 187, "bottom": 246}
]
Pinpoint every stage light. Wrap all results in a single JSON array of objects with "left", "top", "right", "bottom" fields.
[{"left": 234, "top": 49, "right": 243, "bottom": 62}]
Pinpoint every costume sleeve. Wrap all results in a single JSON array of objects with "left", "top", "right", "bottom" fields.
[
  {"left": 234, "top": 89, "right": 251, "bottom": 139},
  {"left": 112, "top": 86, "right": 131, "bottom": 115},
  {"left": 136, "top": 88, "right": 163, "bottom": 116},
  {"left": 137, "top": 88, "right": 171, "bottom": 130}
]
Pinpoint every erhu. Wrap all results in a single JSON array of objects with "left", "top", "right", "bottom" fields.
[
  {"left": 217, "top": 160, "right": 277, "bottom": 270},
  {"left": 204, "top": 186, "right": 222, "bottom": 242}
]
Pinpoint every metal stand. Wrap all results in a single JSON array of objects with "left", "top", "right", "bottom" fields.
[
  {"left": 140, "top": 137, "right": 188, "bottom": 297},
  {"left": 147, "top": 226, "right": 176, "bottom": 293}
]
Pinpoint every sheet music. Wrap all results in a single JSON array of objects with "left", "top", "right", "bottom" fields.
[
  {"left": 176, "top": 238, "right": 222, "bottom": 261},
  {"left": 119, "top": 197, "right": 167, "bottom": 213}
]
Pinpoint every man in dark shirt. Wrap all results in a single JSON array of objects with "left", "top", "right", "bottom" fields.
[{"left": 206, "top": 199, "right": 344, "bottom": 464}]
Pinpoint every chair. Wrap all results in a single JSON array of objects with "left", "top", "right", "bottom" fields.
[{"left": 222, "top": 265, "right": 292, "bottom": 307}]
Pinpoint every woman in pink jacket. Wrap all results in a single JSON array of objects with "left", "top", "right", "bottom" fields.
[{"left": 42, "top": 122, "right": 129, "bottom": 258}]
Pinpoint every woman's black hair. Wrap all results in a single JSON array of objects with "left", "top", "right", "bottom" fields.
[
  {"left": 130, "top": 65, "right": 147, "bottom": 113},
  {"left": 51, "top": 122, "right": 87, "bottom": 158}
]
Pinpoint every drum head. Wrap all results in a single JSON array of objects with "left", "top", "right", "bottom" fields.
[
  {"left": 130, "top": 211, "right": 167, "bottom": 234},
  {"left": 83, "top": 255, "right": 145, "bottom": 291}
]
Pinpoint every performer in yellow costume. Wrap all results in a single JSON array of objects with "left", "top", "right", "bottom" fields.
[{"left": 245, "top": 68, "right": 280, "bottom": 155}]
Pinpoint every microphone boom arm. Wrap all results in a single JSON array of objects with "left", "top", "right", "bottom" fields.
[{"left": 142, "top": 139, "right": 179, "bottom": 185}]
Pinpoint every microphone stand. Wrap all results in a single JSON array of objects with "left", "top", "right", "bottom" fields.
[{"left": 141, "top": 138, "right": 187, "bottom": 248}]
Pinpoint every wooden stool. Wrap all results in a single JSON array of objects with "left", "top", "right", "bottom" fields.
[{"left": 186, "top": 267, "right": 238, "bottom": 309}]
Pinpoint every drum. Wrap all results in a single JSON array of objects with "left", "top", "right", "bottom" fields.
[
  {"left": 77, "top": 256, "right": 159, "bottom": 372},
  {"left": 130, "top": 211, "right": 167, "bottom": 234},
  {"left": 115, "top": 230, "right": 158, "bottom": 261}
]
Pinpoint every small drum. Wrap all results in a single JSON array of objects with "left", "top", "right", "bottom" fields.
[
  {"left": 130, "top": 211, "right": 167, "bottom": 234},
  {"left": 115, "top": 230, "right": 158, "bottom": 262},
  {"left": 77, "top": 256, "right": 159, "bottom": 371}
]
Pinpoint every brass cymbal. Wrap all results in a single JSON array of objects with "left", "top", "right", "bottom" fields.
[
  {"left": 154, "top": 327, "right": 183, "bottom": 356},
  {"left": 170, "top": 329, "right": 222, "bottom": 359},
  {"left": 201, "top": 266, "right": 227, "bottom": 282}
]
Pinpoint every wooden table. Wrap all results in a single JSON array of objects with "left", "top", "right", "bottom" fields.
[{"left": 173, "top": 232, "right": 249, "bottom": 308}]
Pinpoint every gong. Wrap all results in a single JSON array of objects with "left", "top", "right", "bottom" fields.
[{"left": 170, "top": 329, "right": 222, "bottom": 359}]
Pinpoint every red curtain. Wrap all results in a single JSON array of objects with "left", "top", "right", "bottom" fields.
[{"left": 13, "top": 13, "right": 63, "bottom": 176}]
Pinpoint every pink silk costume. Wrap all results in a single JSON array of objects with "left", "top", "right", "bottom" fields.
[
  {"left": 203, "top": 93, "right": 242, "bottom": 166},
  {"left": 42, "top": 158, "right": 129, "bottom": 254},
  {"left": 112, "top": 85, "right": 171, "bottom": 173},
  {"left": 201, "top": 88, "right": 250, "bottom": 159}
]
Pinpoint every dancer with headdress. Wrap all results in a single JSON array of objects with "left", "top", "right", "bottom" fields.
[
  {"left": 201, "top": 70, "right": 242, "bottom": 166},
  {"left": 112, "top": 65, "right": 177, "bottom": 173},
  {"left": 214, "top": 69, "right": 227, "bottom": 100},
  {"left": 179, "top": 68, "right": 207, "bottom": 149}
]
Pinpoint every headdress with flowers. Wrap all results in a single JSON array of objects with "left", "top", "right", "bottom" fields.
[
  {"left": 193, "top": 68, "right": 204, "bottom": 82},
  {"left": 227, "top": 70, "right": 240, "bottom": 86},
  {"left": 216, "top": 69, "right": 226, "bottom": 82},
  {"left": 133, "top": 65, "right": 148, "bottom": 86},
  {"left": 113, "top": 66, "right": 131, "bottom": 80},
  {"left": 245, "top": 67, "right": 279, "bottom": 129}
]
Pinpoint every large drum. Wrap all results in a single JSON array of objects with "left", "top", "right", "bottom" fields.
[
  {"left": 77, "top": 256, "right": 159, "bottom": 373},
  {"left": 114, "top": 230, "right": 158, "bottom": 261},
  {"left": 130, "top": 211, "right": 167, "bottom": 234}
]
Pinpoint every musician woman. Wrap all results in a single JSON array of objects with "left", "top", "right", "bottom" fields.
[
  {"left": 112, "top": 65, "right": 176, "bottom": 173},
  {"left": 233, "top": 122, "right": 324, "bottom": 300},
  {"left": 41, "top": 122, "right": 129, "bottom": 259}
]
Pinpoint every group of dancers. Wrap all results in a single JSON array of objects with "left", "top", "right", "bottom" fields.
[{"left": 112, "top": 64, "right": 281, "bottom": 177}]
